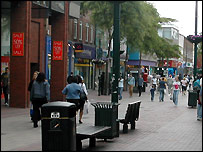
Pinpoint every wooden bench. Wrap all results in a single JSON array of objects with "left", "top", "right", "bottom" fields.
[
  {"left": 76, "top": 125, "right": 111, "bottom": 151},
  {"left": 117, "top": 100, "right": 141, "bottom": 133}
]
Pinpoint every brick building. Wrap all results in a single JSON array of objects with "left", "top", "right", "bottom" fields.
[{"left": 1, "top": 1, "right": 69, "bottom": 108}]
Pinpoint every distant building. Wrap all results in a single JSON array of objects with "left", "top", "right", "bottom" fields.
[{"left": 157, "top": 23, "right": 194, "bottom": 77}]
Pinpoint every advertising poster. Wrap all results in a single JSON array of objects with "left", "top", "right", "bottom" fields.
[
  {"left": 53, "top": 41, "right": 63, "bottom": 60},
  {"left": 12, "top": 32, "right": 24, "bottom": 56}
]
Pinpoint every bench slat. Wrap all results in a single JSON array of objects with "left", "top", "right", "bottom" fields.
[
  {"left": 118, "top": 101, "right": 141, "bottom": 133},
  {"left": 76, "top": 125, "right": 111, "bottom": 138}
]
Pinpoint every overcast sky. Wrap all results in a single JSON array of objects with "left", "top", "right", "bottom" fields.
[{"left": 148, "top": 1, "right": 202, "bottom": 37}]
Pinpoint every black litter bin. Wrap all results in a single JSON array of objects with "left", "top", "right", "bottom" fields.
[
  {"left": 91, "top": 102, "right": 120, "bottom": 139},
  {"left": 188, "top": 90, "right": 197, "bottom": 107},
  {"left": 41, "top": 101, "right": 77, "bottom": 151}
]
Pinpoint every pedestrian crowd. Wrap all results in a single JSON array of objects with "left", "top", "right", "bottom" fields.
[
  {"left": 125, "top": 72, "right": 202, "bottom": 121},
  {"left": 1, "top": 67, "right": 202, "bottom": 129},
  {"left": 27, "top": 70, "right": 89, "bottom": 128}
]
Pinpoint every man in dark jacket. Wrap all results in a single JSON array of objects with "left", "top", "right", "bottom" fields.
[{"left": 67, "top": 72, "right": 74, "bottom": 84}]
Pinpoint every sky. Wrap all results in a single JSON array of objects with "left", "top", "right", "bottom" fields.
[{"left": 148, "top": 1, "right": 202, "bottom": 37}]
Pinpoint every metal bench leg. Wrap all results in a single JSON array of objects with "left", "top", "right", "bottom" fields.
[
  {"left": 76, "top": 138, "right": 82, "bottom": 151},
  {"left": 123, "top": 124, "right": 128, "bottom": 133},
  {"left": 89, "top": 137, "right": 96, "bottom": 147},
  {"left": 131, "top": 121, "right": 135, "bottom": 130}
]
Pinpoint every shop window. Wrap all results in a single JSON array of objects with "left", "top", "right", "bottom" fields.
[
  {"left": 90, "top": 26, "right": 93, "bottom": 43},
  {"left": 79, "top": 21, "right": 82, "bottom": 41},
  {"left": 86, "top": 23, "right": 89, "bottom": 42},
  {"left": 74, "top": 19, "right": 77, "bottom": 39}
]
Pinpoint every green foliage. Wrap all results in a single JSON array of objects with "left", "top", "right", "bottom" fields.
[{"left": 80, "top": 1, "right": 181, "bottom": 59}]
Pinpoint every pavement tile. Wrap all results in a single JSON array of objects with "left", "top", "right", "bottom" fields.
[{"left": 1, "top": 88, "right": 202, "bottom": 151}]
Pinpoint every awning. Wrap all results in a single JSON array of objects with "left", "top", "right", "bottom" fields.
[{"left": 127, "top": 60, "right": 157, "bottom": 67}]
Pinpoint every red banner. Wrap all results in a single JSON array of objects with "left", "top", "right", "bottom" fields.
[
  {"left": 12, "top": 32, "right": 24, "bottom": 56},
  {"left": 53, "top": 41, "right": 63, "bottom": 60}
]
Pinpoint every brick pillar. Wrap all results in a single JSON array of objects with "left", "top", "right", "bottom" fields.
[
  {"left": 50, "top": 2, "right": 68, "bottom": 101},
  {"left": 10, "top": 1, "right": 31, "bottom": 108}
]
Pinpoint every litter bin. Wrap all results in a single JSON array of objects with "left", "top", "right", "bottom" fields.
[
  {"left": 41, "top": 101, "right": 77, "bottom": 151},
  {"left": 188, "top": 90, "right": 197, "bottom": 107},
  {"left": 91, "top": 102, "right": 120, "bottom": 139}
]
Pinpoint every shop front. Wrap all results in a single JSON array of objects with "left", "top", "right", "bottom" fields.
[{"left": 74, "top": 43, "right": 96, "bottom": 89}]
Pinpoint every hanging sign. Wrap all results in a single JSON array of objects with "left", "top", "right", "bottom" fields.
[
  {"left": 53, "top": 41, "right": 63, "bottom": 60},
  {"left": 12, "top": 32, "right": 24, "bottom": 56}
]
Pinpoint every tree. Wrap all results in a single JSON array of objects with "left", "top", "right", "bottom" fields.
[
  {"left": 81, "top": 1, "right": 181, "bottom": 91},
  {"left": 81, "top": 1, "right": 114, "bottom": 95}
]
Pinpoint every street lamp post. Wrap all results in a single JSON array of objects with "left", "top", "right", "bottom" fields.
[
  {"left": 194, "top": 1, "right": 198, "bottom": 79},
  {"left": 111, "top": 1, "right": 121, "bottom": 103}
]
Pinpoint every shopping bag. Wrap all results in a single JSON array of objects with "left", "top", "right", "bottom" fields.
[
  {"left": 30, "top": 103, "right": 33, "bottom": 117},
  {"left": 83, "top": 100, "right": 90, "bottom": 115}
]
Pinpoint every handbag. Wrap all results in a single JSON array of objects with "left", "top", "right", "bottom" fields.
[
  {"left": 80, "top": 84, "right": 87, "bottom": 101},
  {"left": 80, "top": 90, "right": 87, "bottom": 101},
  {"left": 30, "top": 103, "right": 33, "bottom": 118}
]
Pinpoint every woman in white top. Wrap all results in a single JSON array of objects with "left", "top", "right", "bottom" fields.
[
  {"left": 173, "top": 76, "right": 181, "bottom": 106},
  {"left": 118, "top": 76, "right": 124, "bottom": 100},
  {"left": 77, "top": 75, "right": 88, "bottom": 124},
  {"left": 181, "top": 77, "right": 187, "bottom": 95}
]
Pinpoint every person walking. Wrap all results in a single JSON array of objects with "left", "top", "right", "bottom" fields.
[
  {"left": 67, "top": 72, "right": 74, "bottom": 84},
  {"left": 152, "top": 74, "right": 157, "bottom": 93},
  {"left": 172, "top": 76, "right": 181, "bottom": 106},
  {"left": 62, "top": 76, "right": 82, "bottom": 112},
  {"left": 197, "top": 85, "right": 202, "bottom": 121},
  {"left": 150, "top": 85, "right": 155, "bottom": 102},
  {"left": 128, "top": 73, "right": 135, "bottom": 97},
  {"left": 30, "top": 72, "right": 50, "bottom": 128},
  {"left": 28, "top": 71, "right": 39, "bottom": 121},
  {"left": 158, "top": 77, "right": 167, "bottom": 102},
  {"left": 138, "top": 74, "right": 144, "bottom": 97},
  {"left": 181, "top": 77, "right": 188, "bottom": 95},
  {"left": 167, "top": 74, "right": 173, "bottom": 97},
  {"left": 118, "top": 76, "right": 124, "bottom": 100},
  {"left": 77, "top": 75, "right": 88, "bottom": 124},
  {"left": 1, "top": 67, "right": 9, "bottom": 106}
]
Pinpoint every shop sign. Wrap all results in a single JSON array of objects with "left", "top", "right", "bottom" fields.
[
  {"left": 53, "top": 41, "right": 63, "bottom": 60},
  {"left": 12, "top": 32, "right": 24, "bottom": 56},
  {"left": 74, "top": 44, "right": 95, "bottom": 59}
]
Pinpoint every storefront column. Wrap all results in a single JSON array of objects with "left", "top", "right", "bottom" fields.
[
  {"left": 50, "top": 2, "right": 68, "bottom": 101},
  {"left": 10, "top": 1, "right": 32, "bottom": 108}
]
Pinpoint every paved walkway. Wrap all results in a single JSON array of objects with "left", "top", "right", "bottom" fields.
[{"left": 1, "top": 87, "right": 202, "bottom": 151}]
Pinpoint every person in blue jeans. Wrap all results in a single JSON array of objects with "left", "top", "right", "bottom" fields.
[
  {"left": 150, "top": 85, "right": 155, "bottom": 101},
  {"left": 138, "top": 74, "right": 144, "bottom": 97},
  {"left": 118, "top": 76, "right": 124, "bottom": 100},
  {"left": 173, "top": 76, "right": 181, "bottom": 106},
  {"left": 158, "top": 77, "right": 166, "bottom": 102},
  {"left": 197, "top": 86, "right": 202, "bottom": 121}
]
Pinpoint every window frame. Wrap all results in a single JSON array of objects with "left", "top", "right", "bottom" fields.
[
  {"left": 73, "top": 19, "right": 78, "bottom": 39},
  {"left": 79, "top": 21, "right": 83, "bottom": 41}
]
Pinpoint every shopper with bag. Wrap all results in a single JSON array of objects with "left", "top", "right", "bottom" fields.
[
  {"left": 172, "top": 76, "right": 181, "bottom": 106},
  {"left": 28, "top": 71, "right": 39, "bottom": 122},
  {"left": 77, "top": 75, "right": 88, "bottom": 124},
  {"left": 62, "top": 76, "right": 82, "bottom": 112},
  {"left": 30, "top": 72, "right": 50, "bottom": 128}
]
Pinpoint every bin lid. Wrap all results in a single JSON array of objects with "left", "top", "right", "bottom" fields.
[{"left": 42, "top": 101, "right": 76, "bottom": 108}]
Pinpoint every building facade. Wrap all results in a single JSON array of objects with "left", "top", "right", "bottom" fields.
[
  {"left": 68, "top": 11, "right": 96, "bottom": 89},
  {"left": 1, "top": 1, "right": 70, "bottom": 108}
]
